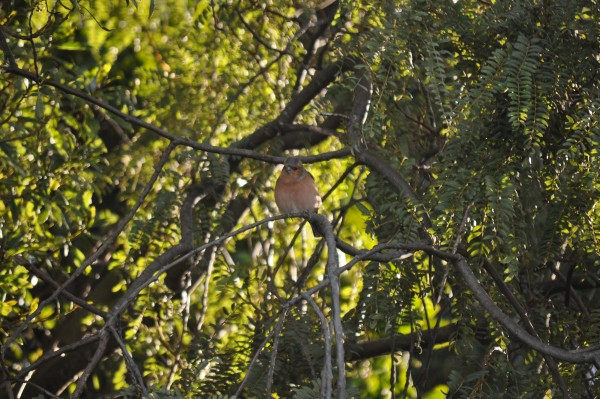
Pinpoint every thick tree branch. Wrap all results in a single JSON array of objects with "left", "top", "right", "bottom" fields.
[
  {"left": 290, "top": 238, "right": 600, "bottom": 366},
  {"left": 346, "top": 324, "right": 457, "bottom": 361}
]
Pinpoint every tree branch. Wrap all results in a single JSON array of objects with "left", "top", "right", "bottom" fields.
[
  {"left": 346, "top": 324, "right": 457, "bottom": 361},
  {"left": 71, "top": 331, "right": 109, "bottom": 398},
  {"left": 315, "top": 212, "right": 346, "bottom": 398},
  {"left": 347, "top": 65, "right": 372, "bottom": 148},
  {"left": 305, "top": 294, "right": 333, "bottom": 398}
]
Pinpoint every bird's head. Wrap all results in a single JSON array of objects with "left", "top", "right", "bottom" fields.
[{"left": 283, "top": 157, "right": 304, "bottom": 174}]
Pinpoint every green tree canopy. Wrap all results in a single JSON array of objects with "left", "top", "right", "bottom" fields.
[{"left": 1, "top": 0, "right": 599, "bottom": 398}]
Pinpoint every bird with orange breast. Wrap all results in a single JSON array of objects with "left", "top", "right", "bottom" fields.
[{"left": 274, "top": 157, "right": 323, "bottom": 237}]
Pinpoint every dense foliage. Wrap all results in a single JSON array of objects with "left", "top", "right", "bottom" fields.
[{"left": 1, "top": 0, "right": 599, "bottom": 398}]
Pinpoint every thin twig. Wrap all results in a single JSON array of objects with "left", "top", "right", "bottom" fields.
[
  {"left": 108, "top": 326, "right": 150, "bottom": 397},
  {"left": 71, "top": 330, "right": 109, "bottom": 398},
  {"left": 304, "top": 294, "right": 332, "bottom": 399},
  {"left": 437, "top": 202, "right": 473, "bottom": 304},
  {"left": 235, "top": 7, "right": 291, "bottom": 55},
  {"left": 0, "top": 26, "right": 18, "bottom": 68},
  {"left": 16, "top": 335, "right": 100, "bottom": 380},
  {"left": 12, "top": 377, "right": 61, "bottom": 399},
  {"left": 16, "top": 257, "right": 107, "bottom": 318},
  {"left": 193, "top": 247, "right": 217, "bottom": 332},
  {"left": 265, "top": 308, "right": 289, "bottom": 397},
  {"left": 235, "top": 309, "right": 287, "bottom": 397},
  {"left": 315, "top": 212, "right": 346, "bottom": 398}
]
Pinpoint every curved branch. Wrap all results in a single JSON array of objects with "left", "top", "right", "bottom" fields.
[
  {"left": 1, "top": 64, "right": 283, "bottom": 160},
  {"left": 293, "top": 237, "right": 600, "bottom": 366},
  {"left": 480, "top": 258, "right": 569, "bottom": 397},
  {"left": 452, "top": 254, "right": 600, "bottom": 365}
]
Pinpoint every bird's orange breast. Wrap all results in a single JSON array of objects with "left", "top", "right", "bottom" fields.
[{"left": 275, "top": 173, "right": 322, "bottom": 213}]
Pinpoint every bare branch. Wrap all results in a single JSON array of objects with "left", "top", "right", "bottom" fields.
[
  {"left": 265, "top": 309, "right": 289, "bottom": 398},
  {"left": 109, "top": 326, "right": 149, "bottom": 398},
  {"left": 71, "top": 331, "right": 109, "bottom": 398},
  {"left": 236, "top": 309, "right": 288, "bottom": 397},
  {"left": 346, "top": 324, "right": 457, "bottom": 361},
  {"left": 450, "top": 254, "right": 600, "bottom": 365},
  {"left": 304, "top": 294, "right": 333, "bottom": 398},
  {"left": 15, "top": 257, "right": 107, "bottom": 318},
  {"left": 479, "top": 258, "right": 570, "bottom": 397},
  {"left": 292, "top": 236, "right": 600, "bottom": 366},
  {"left": 310, "top": 212, "right": 346, "bottom": 398}
]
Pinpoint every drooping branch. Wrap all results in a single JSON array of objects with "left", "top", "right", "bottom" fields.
[
  {"left": 290, "top": 236, "right": 600, "bottom": 367},
  {"left": 452, "top": 254, "right": 600, "bottom": 365},
  {"left": 314, "top": 212, "right": 346, "bottom": 398},
  {"left": 479, "top": 257, "right": 569, "bottom": 397},
  {"left": 305, "top": 294, "right": 333, "bottom": 398}
]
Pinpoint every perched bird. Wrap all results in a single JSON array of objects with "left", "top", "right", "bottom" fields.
[{"left": 275, "top": 157, "right": 323, "bottom": 237}]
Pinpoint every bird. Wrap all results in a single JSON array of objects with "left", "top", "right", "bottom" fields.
[{"left": 274, "top": 157, "right": 323, "bottom": 237}]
